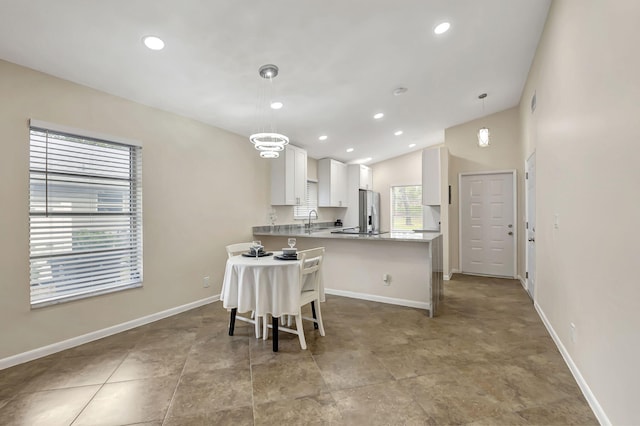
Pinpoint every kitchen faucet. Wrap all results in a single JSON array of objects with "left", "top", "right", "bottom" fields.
[{"left": 307, "top": 209, "right": 318, "bottom": 230}]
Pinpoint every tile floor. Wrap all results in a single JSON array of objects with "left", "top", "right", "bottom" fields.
[{"left": 0, "top": 274, "right": 598, "bottom": 425}]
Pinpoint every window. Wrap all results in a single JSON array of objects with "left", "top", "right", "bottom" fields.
[
  {"left": 294, "top": 181, "right": 318, "bottom": 219},
  {"left": 391, "top": 185, "right": 423, "bottom": 232},
  {"left": 29, "top": 121, "right": 143, "bottom": 307}
]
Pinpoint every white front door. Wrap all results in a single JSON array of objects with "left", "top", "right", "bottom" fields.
[
  {"left": 526, "top": 153, "right": 536, "bottom": 299},
  {"left": 460, "top": 172, "right": 516, "bottom": 277}
]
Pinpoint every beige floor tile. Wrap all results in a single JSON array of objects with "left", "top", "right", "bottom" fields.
[
  {"left": 254, "top": 393, "right": 342, "bottom": 426},
  {"left": 252, "top": 358, "right": 328, "bottom": 405},
  {"left": 332, "top": 380, "right": 428, "bottom": 426},
  {"left": 515, "top": 396, "right": 599, "bottom": 425},
  {"left": 167, "top": 367, "right": 252, "bottom": 417},
  {"left": 0, "top": 385, "right": 99, "bottom": 426},
  {"left": 164, "top": 406, "right": 254, "bottom": 426},
  {"left": 314, "top": 349, "right": 394, "bottom": 391},
  {"left": 108, "top": 346, "right": 189, "bottom": 382},
  {"left": 72, "top": 376, "right": 178, "bottom": 425}
]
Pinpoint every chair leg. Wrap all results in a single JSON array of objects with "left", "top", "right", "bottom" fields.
[
  {"left": 228, "top": 308, "right": 237, "bottom": 336},
  {"left": 272, "top": 316, "right": 279, "bottom": 352},
  {"left": 295, "top": 314, "right": 307, "bottom": 350},
  {"left": 314, "top": 300, "right": 325, "bottom": 336},
  {"left": 311, "top": 301, "right": 318, "bottom": 329},
  {"left": 263, "top": 313, "right": 269, "bottom": 341},
  {"left": 255, "top": 315, "right": 261, "bottom": 339}
]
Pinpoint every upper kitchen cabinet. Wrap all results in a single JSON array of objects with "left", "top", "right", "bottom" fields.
[
  {"left": 422, "top": 146, "right": 449, "bottom": 205},
  {"left": 271, "top": 144, "right": 307, "bottom": 205},
  {"left": 347, "top": 164, "right": 373, "bottom": 190},
  {"left": 318, "top": 158, "right": 348, "bottom": 207}
]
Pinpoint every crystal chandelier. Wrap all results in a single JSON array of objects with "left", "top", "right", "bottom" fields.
[{"left": 250, "top": 64, "right": 289, "bottom": 158}]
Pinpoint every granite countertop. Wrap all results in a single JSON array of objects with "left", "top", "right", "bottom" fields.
[{"left": 253, "top": 222, "right": 441, "bottom": 243}]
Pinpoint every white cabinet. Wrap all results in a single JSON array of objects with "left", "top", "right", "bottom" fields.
[
  {"left": 271, "top": 144, "right": 307, "bottom": 205},
  {"left": 318, "top": 158, "right": 348, "bottom": 207},
  {"left": 359, "top": 165, "right": 373, "bottom": 190},
  {"left": 346, "top": 164, "right": 372, "bottom": 190},
  {"left": 422, "top": 146, "right": 448, "bottom": 205}
]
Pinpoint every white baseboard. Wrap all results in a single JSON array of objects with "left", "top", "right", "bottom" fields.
[
  {"left": 517, "top": 275, "right": 527, "bottom": 290},
  {"left": 534, "top": 303, "right": 610, "bottom": 426},
  {"left": 444, "top": 268, "right": 460, "bottom": 281},
  {"left": 0, "top": 295, "right": 219, "bottom": 370},
  {"left": 324, "top": 288, "right": 429, "bottom": 310}
]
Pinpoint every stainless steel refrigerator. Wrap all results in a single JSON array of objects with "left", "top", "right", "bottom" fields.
[{"left": 359, "top": 189, "right": 380, "bottom": 233}]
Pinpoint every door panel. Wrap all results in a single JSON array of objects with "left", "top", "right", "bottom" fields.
[{"left": 460, "top": 172, "right": 515, "bottom": 277}]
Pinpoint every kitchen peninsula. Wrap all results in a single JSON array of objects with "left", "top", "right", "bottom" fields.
[{"left": 254, "top": 223, "right": 443, "bottom": 317}]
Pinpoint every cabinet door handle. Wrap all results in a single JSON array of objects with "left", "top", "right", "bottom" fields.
[{"left": 508, "top": 231, "right": 513, "bottom": 236}]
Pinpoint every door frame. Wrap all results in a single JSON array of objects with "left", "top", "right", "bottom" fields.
[
  {"left": 458, "top": 170, "right": 517, "bottom": 278},
  {"left": 525, "top": 151, "right": 536, "bottom": 299}
]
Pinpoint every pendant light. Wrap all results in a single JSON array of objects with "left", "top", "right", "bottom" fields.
[
  {"left": 250, "top": 64, "right": 289, "bottom": 158},
  {"left": 477, "top": 93, "right": 490, "bottom": 148}
]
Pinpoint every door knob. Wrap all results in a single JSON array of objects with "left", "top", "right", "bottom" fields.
[
  {"left": 528, "top": 238, "right": 535, "bottom": 242},
  {"left": 508, "top": 224, "right": 513, "bottom": 228},
  {"left": 508, "top": 231, "right": 513, "bottom": 235}
]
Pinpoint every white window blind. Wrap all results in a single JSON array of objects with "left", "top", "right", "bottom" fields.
[
  {"left": 29, "top": 124, "right": 143, "bottom": 307},
  {"left": 391, "top": 185, "right": 423, "bottom": 232},
  {"left": 294, "top": 181, "right": 318, "bottom": 219}
]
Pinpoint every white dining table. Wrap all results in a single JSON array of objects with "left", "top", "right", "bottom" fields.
[{"left": 220, "top": 252, "right": 324, "bottom": 351}]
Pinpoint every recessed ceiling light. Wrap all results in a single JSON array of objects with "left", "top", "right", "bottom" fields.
[
  {"left": 373, "top": 112, "right": 384, "bottom": 120},
  {"left": 409, "top": 143, "right": 416, "bottom": 148},
  {"left": 143, "top": 35, "right": 165, "bottom": 50},
  {"left": 346, "top": 148, "right": 354, "bottom": 153},
  {"left": 434, "top": 22, "right": 451, "bottom": 35},
  {"left": 394, "top": 130, "right": 403, "bottom": 136},
  {"left": 270, "top": 101, "right": 283, "bottom": 110},
  {"left": 318, "top": 135, "right": 328, "bottom": 141}
]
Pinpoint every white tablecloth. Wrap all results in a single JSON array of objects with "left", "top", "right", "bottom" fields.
[{"left": 221, "top": 253, "right": 325, "bottom": 317}]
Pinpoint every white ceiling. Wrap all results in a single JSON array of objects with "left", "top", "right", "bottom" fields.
[{"left": 0, "top": 0, "right": 550, "bottom": 164}]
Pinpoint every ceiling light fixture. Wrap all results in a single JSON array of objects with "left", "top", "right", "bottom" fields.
[
  {"left": 394, "top": 130, "right": 403, "bottom": 136},
  {"left": 318, "top": 135, "right": 328, "bottom": 141},
  {"left": 409, "top": 143, "right": 416, "bottom": 148},
  {"left": 434, "top": 22, "right": 451, "bottom": 35},
  {"left": 353, "top": 157, "right": 372, "bottom": 164},
  {"left": 270, "top": 101, "right": 283, "bottom": 110},
  {"left": 250, "top": 64, "right": 289, "bottom": 158},
  {"left": 142, "top": 35, "right": 165, "bottom": 50},
  {"left": 373, "top": 112, "right": 384, "bottom": 120},
  {"left": 477, "top": 93, "right": 490, "bottom": 148},
  {"left": 346, "top": 148, "right": 354, "bottom": 153}
]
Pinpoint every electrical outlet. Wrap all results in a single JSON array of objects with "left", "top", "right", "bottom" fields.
[
  {"left": 570, "top": 322, "right": 576, "bottom": 343},
  {"left": 203, "top": 276, "right": 210, "bottom": 288}
]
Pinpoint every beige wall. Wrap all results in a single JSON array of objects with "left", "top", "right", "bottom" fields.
[
  {"left": 0, "top": 59, "right": 272, "bottom": 359},
  {"left": 371, "top": 150, "right": 423, "bottom": 233},
  {"left": 444, "top": 107, "right": 523, "bottom": 277},
  {"left": 518, "top": 1, "right": 640, "bottom": 423}
]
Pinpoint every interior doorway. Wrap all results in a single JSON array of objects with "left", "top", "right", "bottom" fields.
[
  {"left": 459, "top": 171, "right": 516, "bottom": 278},
  {"left": 525, "top": 152, "right": 536, "bottom": 299}
]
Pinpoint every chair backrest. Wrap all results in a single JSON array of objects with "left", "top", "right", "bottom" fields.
[
  {"left": 226, "top": 242, "right": 253, "bottom": 258},
  {"left": 297, "top": 247, "right": 325, "bottom": 293}
]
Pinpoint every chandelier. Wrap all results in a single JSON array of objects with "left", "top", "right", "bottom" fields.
[{"left": 250, "top": 64, "right": 289, "bottom": 158}]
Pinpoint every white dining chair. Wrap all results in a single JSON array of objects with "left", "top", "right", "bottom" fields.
[
  {"left": 263, "top": 247, "right": 326, "bottom": 350},
  {"left": 225, "top": 242, "right": 262, "bottom": 338}
]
